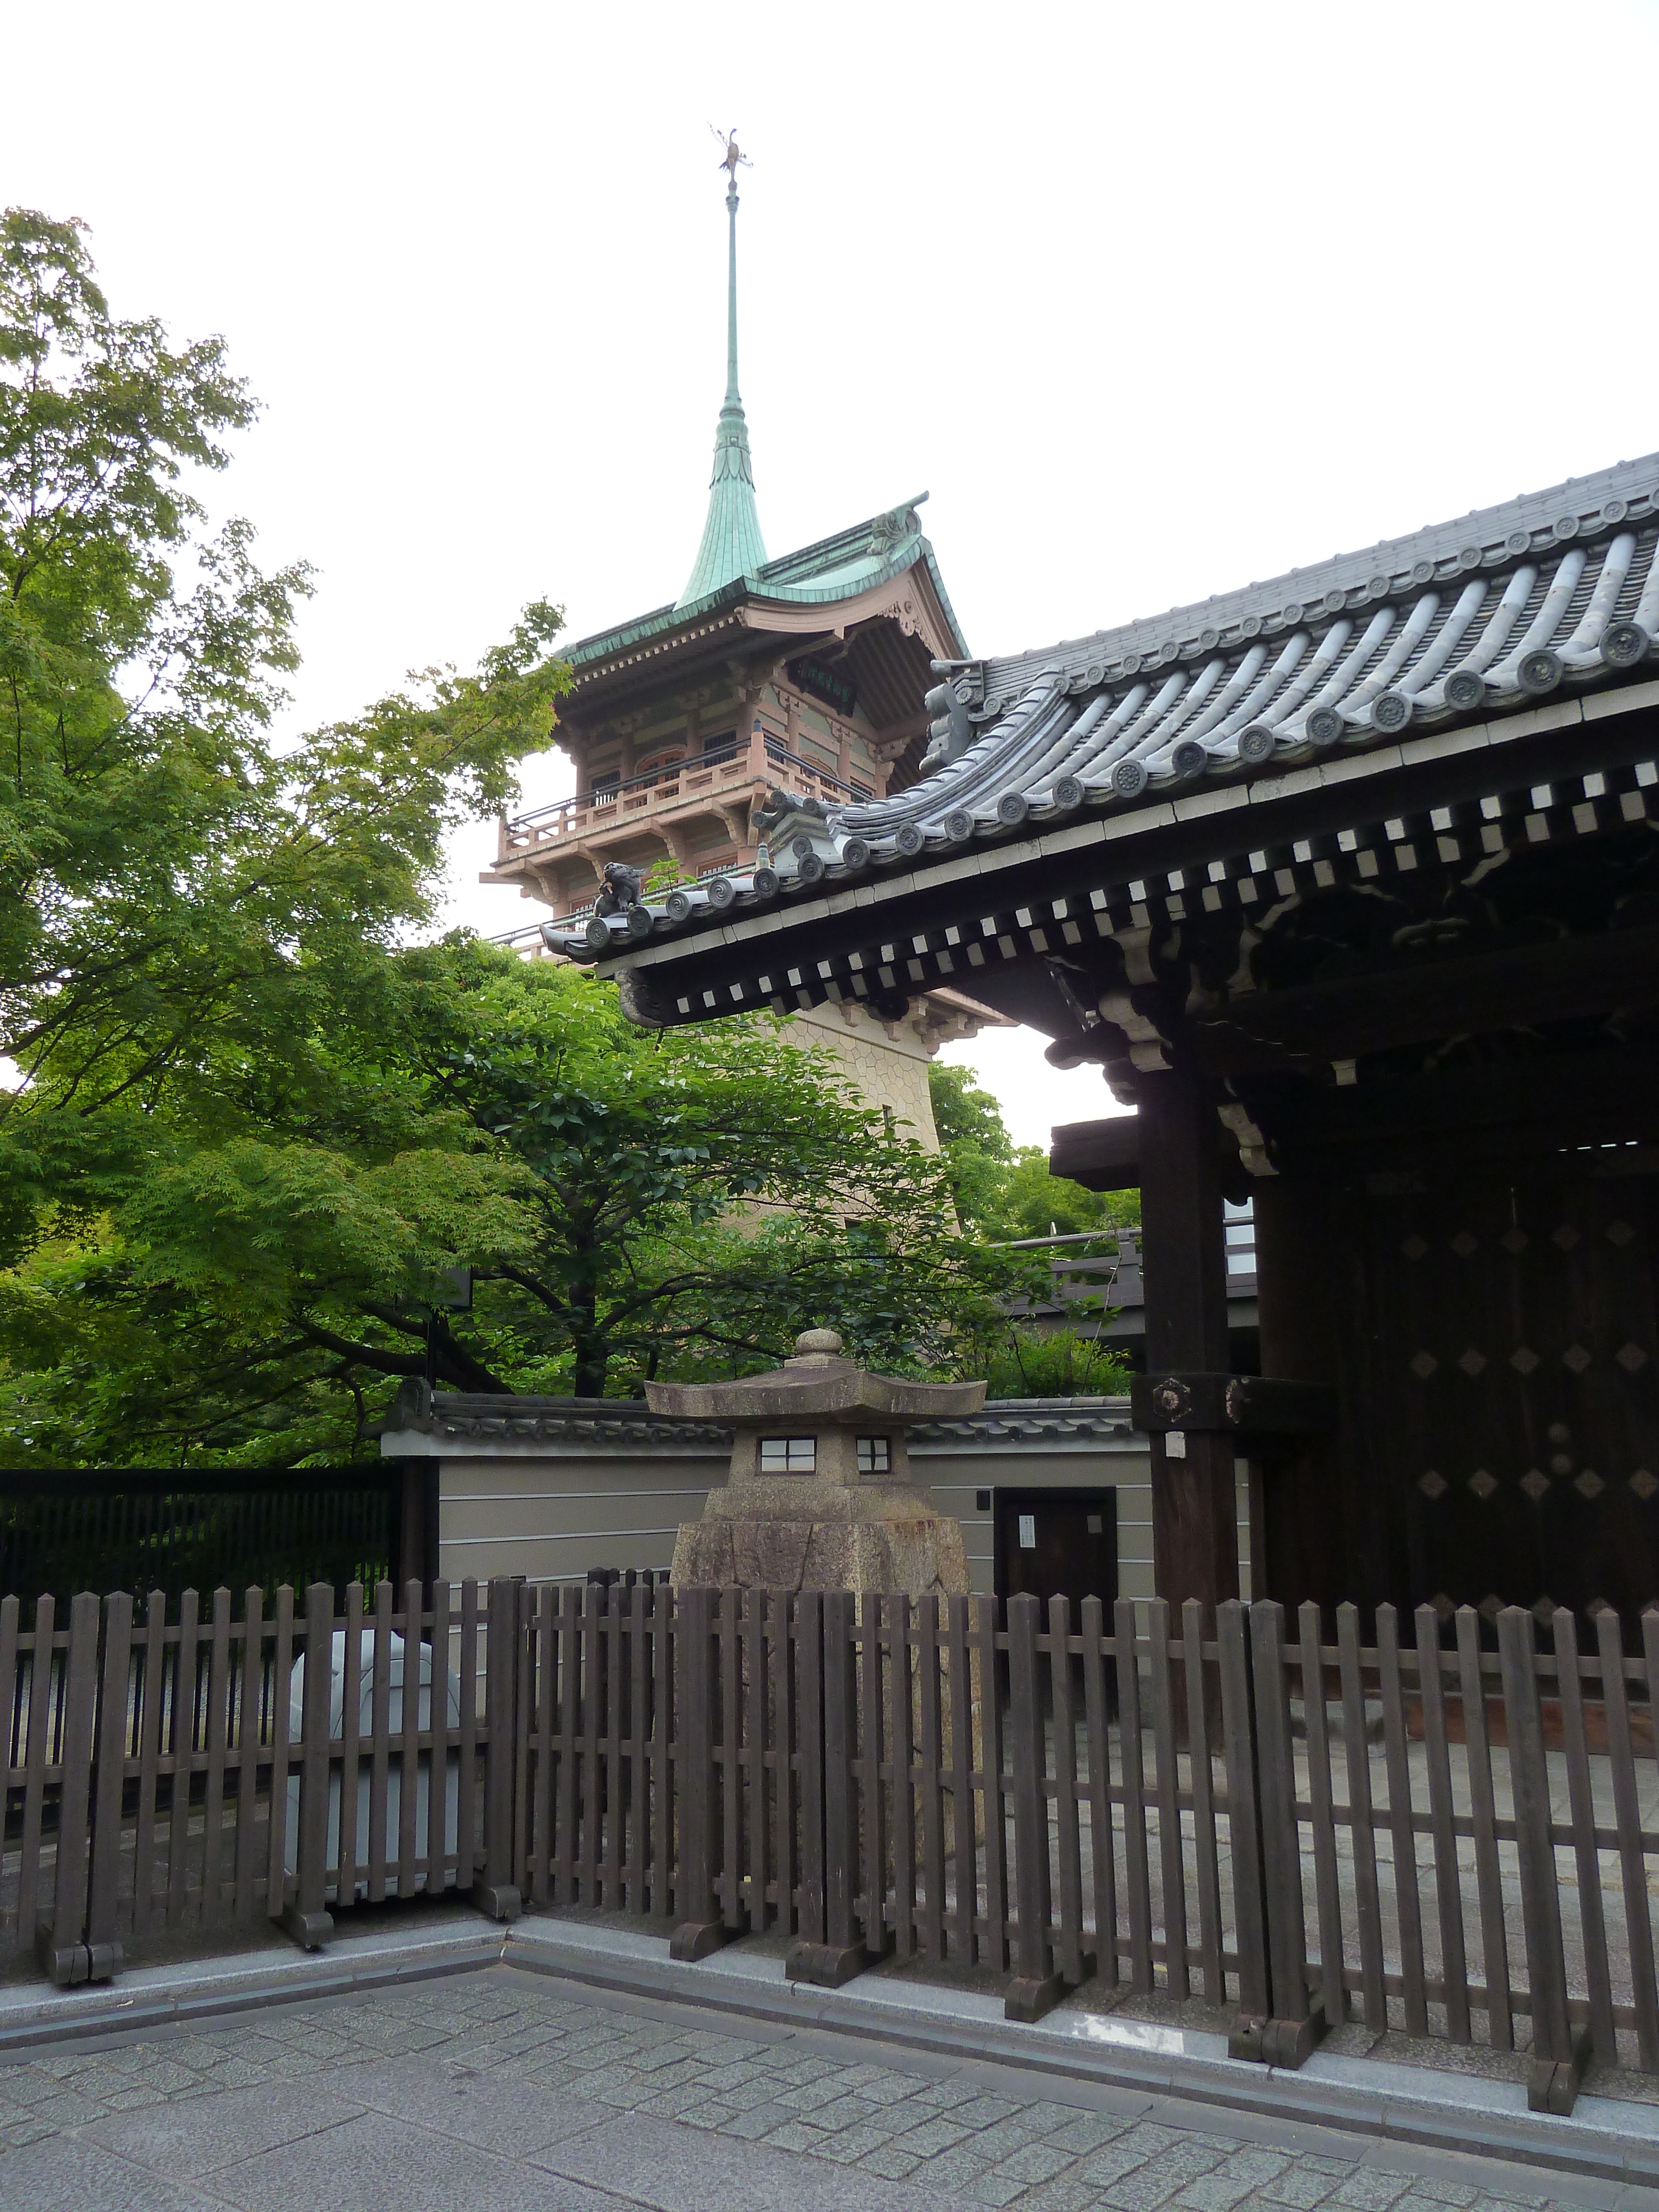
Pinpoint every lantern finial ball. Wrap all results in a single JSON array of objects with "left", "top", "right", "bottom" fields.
[{"left": 792, "top": 1327, "right": 843, "bottom": 1358}]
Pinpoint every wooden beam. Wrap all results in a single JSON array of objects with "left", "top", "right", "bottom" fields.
[
  {"left": 1050, "top": 1117, "right": 1140, "bottom": 1190},
  {"left": 1188, "top": 922, "right": 1659, "bottom": 1073},
  {"left": 1248, "top": 1042, "right": 1659, "bottom": 1168}
]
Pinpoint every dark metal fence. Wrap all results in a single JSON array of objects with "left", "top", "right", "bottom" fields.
[
  {"left": 6, "top": 1578, "right": 1656, "bottom": 2115},
  {"left": 0, "top": 1465, "right": 429, "bottom": 1612}
]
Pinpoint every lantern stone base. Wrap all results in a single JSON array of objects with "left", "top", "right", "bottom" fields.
[{"left": 670, "top": 1475, "right": 968, "bottom": 1598}]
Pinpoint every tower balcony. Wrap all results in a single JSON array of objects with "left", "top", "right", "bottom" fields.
[{"left": 486, "top": 726, "right": 867, "bottom": 916}]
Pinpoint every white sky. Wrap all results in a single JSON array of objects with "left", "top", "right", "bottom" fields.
[{"left": 9, "top": 0, "right": 1659, "bottom": 1148}]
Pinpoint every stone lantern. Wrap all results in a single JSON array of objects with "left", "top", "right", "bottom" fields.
[{"left": 648, "top": 1329, "right": 983, "bottom": 1595}]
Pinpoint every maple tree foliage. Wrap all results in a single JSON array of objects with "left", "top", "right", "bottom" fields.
[{"left": 0, "top": 212, "right": 1034, "bottom": 1463}]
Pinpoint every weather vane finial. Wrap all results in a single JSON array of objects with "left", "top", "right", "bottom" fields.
[{"left": 710, "top": 124, "right": 751, "bottom": 195}]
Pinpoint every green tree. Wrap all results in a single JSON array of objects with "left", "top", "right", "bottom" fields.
[
  {"left": 979, "top": 1326, "right": 1131, "bottom": 1398},
  {"left": 0, "top": 208, "right": 567, "bottom": 1155},
  {"left": 927, "top": 1060, "right": 1138, "bottom": 1241},
  {"left": 0, "top": 950, "right": 1039, "bottom": 1460},
  {"left": 0, "top": 207, "right": 570, "bottom": 1458},
  {"left": 0, "top": 211, "right": 1036, "bottom": 1465}
]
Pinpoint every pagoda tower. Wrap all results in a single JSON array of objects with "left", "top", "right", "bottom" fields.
[{"left": 483, "top": 139, "right": 1006, "bottom": 1141}]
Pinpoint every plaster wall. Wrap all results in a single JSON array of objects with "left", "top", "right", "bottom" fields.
[{"left": 422, "top": 1416, "right": 1255, "bottom": 1604}]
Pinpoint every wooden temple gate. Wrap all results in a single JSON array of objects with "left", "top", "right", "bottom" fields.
[{"left": 572, "top": 454, "right": 1659, "bottom": 1645}]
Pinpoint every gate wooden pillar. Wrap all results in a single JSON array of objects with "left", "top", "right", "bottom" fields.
[
  {"left": 1251, "top": 1173, "right": 1346, "bottom": 1618},
  {"left": 1136, "top": 1068, "right": 1240, "bottom": 1617}
]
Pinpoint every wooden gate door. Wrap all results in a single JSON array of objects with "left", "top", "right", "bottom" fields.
[{"left": 1355, "top": 1158, "right": 1659, "bottom": 1630}]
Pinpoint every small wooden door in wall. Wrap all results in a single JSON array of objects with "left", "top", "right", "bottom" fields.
[{"left": 994, "top": 1489, "right": 1118, "bottom": 1614}]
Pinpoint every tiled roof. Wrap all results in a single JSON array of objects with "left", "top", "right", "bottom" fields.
[
  {"left": 378, "top": 1385, "right": 1134, "bottom": 1453},
  {"left": 552, "top": 453, "right": 1659, "bottom": 959},
  {"left": 909, "top": 1397, "right": 1136, "bottom": 1447}
]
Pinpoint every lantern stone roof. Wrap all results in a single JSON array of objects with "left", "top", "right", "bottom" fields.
[
  {"left": 549, "top": 451, "right": 1659, "bottom": 974},
  {"left": 645, "top": 1329, "right": 985, "bottom": 1425}
]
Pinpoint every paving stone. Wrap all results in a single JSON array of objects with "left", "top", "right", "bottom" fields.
[
  {"left": 639, "top": 2082, "right": 717, "bottom": 2118},
  {"left": 963, "top": 2174, "right": 1030, "bottom": 2208},
  {"left": 698, "top": 2060, "right": 768, "bottom": 2093},
  {"left": 77, "top": 2079, "right": 362, "bottom": 2180},
  {"left": 1102, "top": 2166, "right": 1190, "bottom": 2210},
  {"left": 993, "top": 2138, "right": 1081, "bottom": 2184},
  {"left": 718, "top": 2075, "right": 788, "bottom": 2110},
  {"left": 859, "top": 2141, "right": 925, "bottom": 2179},
  {"left": 819, "top": 2125, "right": 898, "bottom": 2163},
  {"left": 863, "top": 2073, "right": 932, "bottom": 2108},
  {"left": 901, "top": 2113, "right": 980, "bottom": 2155},
  {"left": 975, "top": 2115, "right": 1067, "bottom": 2159},
  {"left": 224, "top": 2101, "right": 615, "bottom": 2211},
  {"left": 335, "top": 2056, "right": 603, "bottom": 2157},
  {"left": 1213, "top": 2150, "right": 1292, "bottom": 2187},
  {"left": 1016, "top": 2180, "right": 1105, "bottom": 2212},
  {"left": 1082, "top": 2140, "right": 1159, "bottom": 2188},
  {"left": 0, "top": 2132, "right": 226, "bottom": 2210},
  {"left": 1050, "top": 2112, "right": 1137, "bottom": 2154},
  {"left": 912, "top": 2076, "right": 987, "bottom": 2111},
  {"left": 0, "top": 1964, "right": 1616, "bottom": 2212},
  {"left": 920, "top": 2143, "right": 997, "bottom": 2187},
  {"left": 808, "top": 2092, "right": 885, "bottom": 2129},
  {"left": 1331, "top": 2173, "right": 1417, "bottom": 2211},
  {"left": 765, "top": 2120, "right": 827, "bottom": 2153},
  {"left": 1176, "top": 2172, "right": 1264, "bottom": 2211},
  {"left": 676, "top": 2100, "right": 738, "bottom": 2130},
  {"left": 719, "top": 2101, "right": 798, "bottom": 2138},
  {"left": 1259, "top": 2167, "right": 1354, "bottom": 2209}
]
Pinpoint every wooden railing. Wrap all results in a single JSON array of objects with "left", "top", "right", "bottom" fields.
[
  {"left": 497, "top": 737, "right": 860, "bottom": 869},
  {"left": 7, "top": 1577, "right": 1656, "bottom": 2112}
]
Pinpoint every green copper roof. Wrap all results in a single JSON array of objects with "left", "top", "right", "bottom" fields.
[
  {"left": 676, "top": 186, "right": 768, "bottom": 608},
  {"left": 560, "top": 494, "right": 968, "bottom": 674}
]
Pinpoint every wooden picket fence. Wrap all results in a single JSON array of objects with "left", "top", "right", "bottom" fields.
[
  {"left": 5, "top": 1575, "right": 1658, "bottom": 2110},
  {"left": 0, "top": 1579, "right": 507, "bottom": 1983}
]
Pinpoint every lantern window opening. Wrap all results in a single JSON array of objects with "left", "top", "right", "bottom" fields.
[{"left": 760, "top": 1436, "right": 817, "bottom": 1474}]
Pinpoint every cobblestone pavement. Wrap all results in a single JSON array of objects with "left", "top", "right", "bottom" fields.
[{"left": 0, "top": 1970, "right": 1626, "bottom": 2212}]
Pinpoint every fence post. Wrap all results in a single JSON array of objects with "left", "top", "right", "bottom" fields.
[
  {"left": 282, "top": 1582, "right": 337, "bottom": 1950},
  {"left": 84, "top": 1590, "right": 134, "bottom": 1980},
  {"left": 38, "top": 1591, "right": 102, "bottom": 1985},
  {"left": 1498, "top": 1606, "right": 1587, "bottom": 2114},
  {"left": 1248, "top": 1601, "right": 1321, "bottom": 2065},
  {"left": 1005, "top": 1591, "right": 1061, "bottom": 2021},
  {"left": 472, "top": 1576, "right": 523, "bottom": 1921},
  {"left": 788, "top": 1588, "right": 867, "bottom": 1986},
  {"left": 1217, "top": 1598, "right": 1272, "bottom": 2054},
  {"left": 670, "top": 1584, "right": 733, "bottom": 1959}
]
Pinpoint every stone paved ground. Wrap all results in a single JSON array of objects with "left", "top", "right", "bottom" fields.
[{"left": 0, "top": 1969, "right": 1631, "bottom": 2212}]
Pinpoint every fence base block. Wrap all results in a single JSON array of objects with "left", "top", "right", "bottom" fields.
[
  {"left": 1230, "top": 2000, "right": 1326, "bottom": 2069},
  {"left": 279, "top": 1907, "right": 335, "bottom": 1952},
  {"left": 669, "top": 1918, "right": 738, "bottom": 1963},
  {"left": 785, "top": 1940, "right": 869, "bottom": 1989},
  {"left": 470, "top": 1881, "right": 522, "bottom": 1924},
  {"left": 35, "top": 1929, "right": 124, "bottom": 1988},
  {"left": 1528, "top": 2030, "right": 1593, "bottom": 2116},
  {"left": 1005, "top": 1970, "right": 1065, "bottom": 2023}
]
